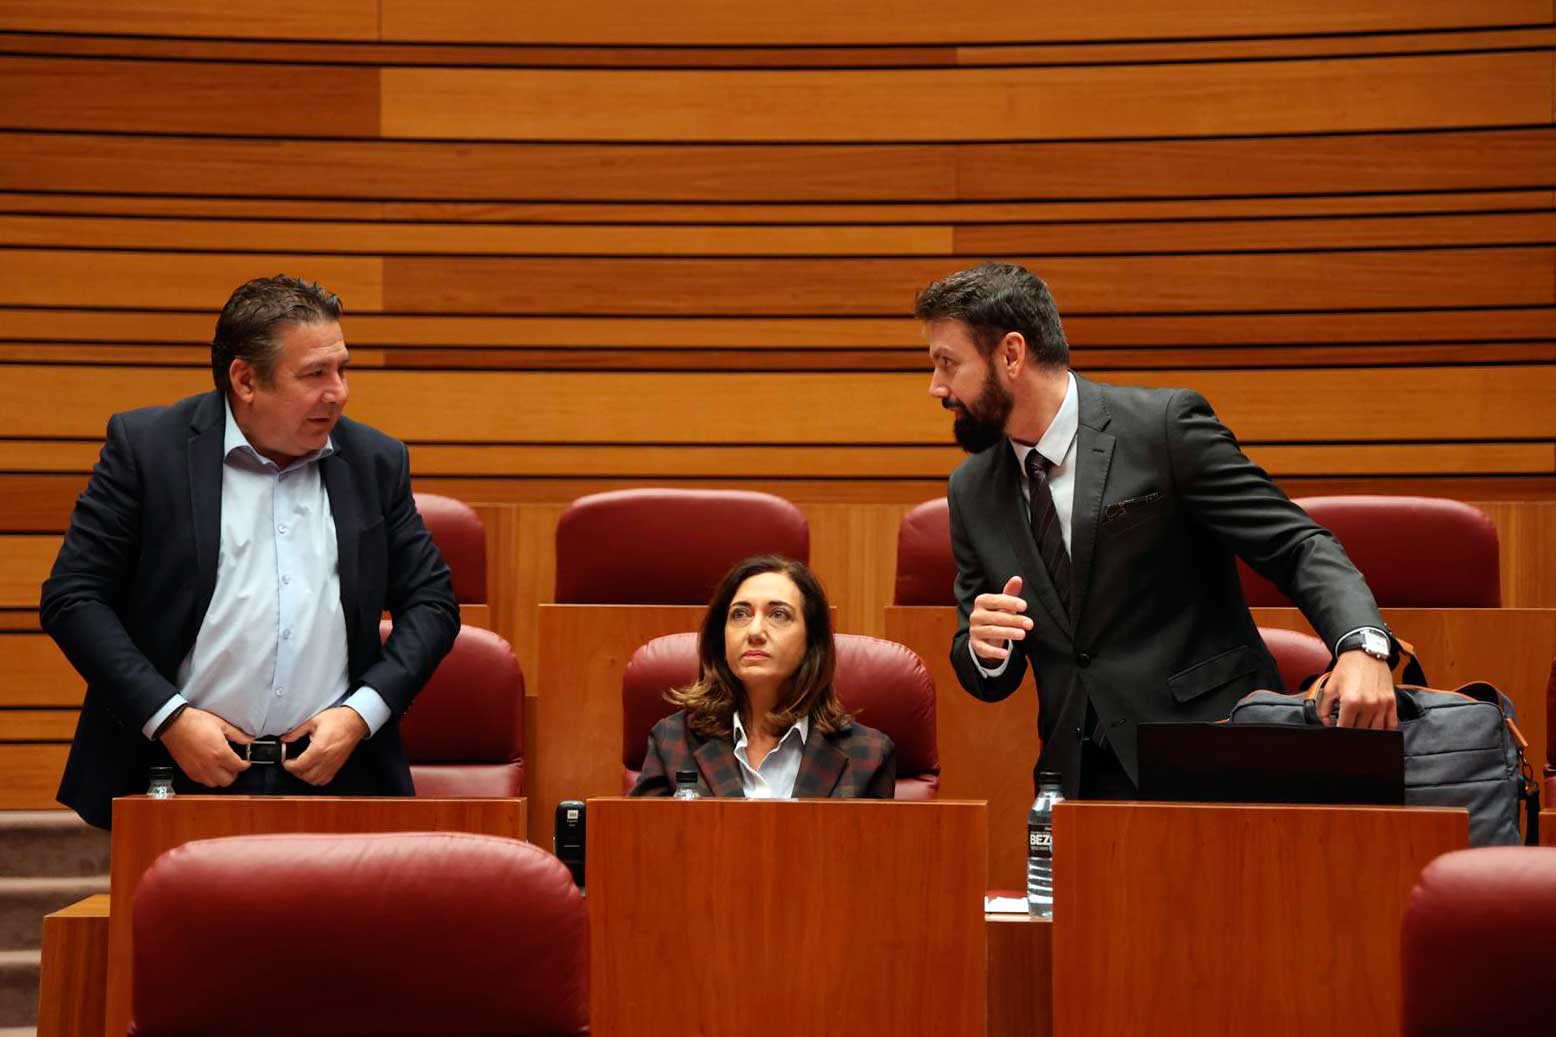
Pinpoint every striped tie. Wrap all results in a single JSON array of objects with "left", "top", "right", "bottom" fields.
[{"left": 1024, "top": 449, "right": 1072, "bottom": 616}]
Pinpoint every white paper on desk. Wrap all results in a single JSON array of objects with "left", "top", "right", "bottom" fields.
[{"left": 983, "top": 895, "right": 1029, "bottom": 913}]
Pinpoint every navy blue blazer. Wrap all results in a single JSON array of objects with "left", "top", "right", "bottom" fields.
[{"left": 41, "top": 391, "right": 459, "bottom": 828}]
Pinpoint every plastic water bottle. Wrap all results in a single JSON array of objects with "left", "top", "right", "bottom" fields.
[
  {"left": 1027, "top": 771, "right": 1063, "bottom": 918},
  {"left": 146, "top": 765, "right": 175, "bottom": 799},
  {"left": 672, "top": 770, "right": 701, "bottom": 800}
]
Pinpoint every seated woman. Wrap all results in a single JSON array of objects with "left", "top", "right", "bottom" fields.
[{"left": 631, "top": 555, "right": 895, "bottom": 798}]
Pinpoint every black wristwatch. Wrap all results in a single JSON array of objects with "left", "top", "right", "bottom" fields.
[{"left": 1335, "top": 627, "right": 1393, "bottom": 664}]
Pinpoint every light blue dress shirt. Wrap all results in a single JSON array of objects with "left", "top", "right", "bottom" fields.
[
  {"left": 731, "top": 712, "right": 810, "bottom": 799},
  {"left": 141, "top": 402, "right": 389, "bottom": 740}
]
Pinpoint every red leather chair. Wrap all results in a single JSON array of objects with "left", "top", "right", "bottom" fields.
[
  {"left": 895, "top": 497, "right": 957, "bottom": 606},
  {"left": 1401, "top": 846, "right": 1556, "bottom": 1037},
  {"left": 1239, "top": 496, "right": 1500, "bottom": 607},
  {"left": 414, "top": 492, "right": 486, "bottom": 604},
  {"left": 621, "top": 632, "right": 939, "bottom": 799},
  {"left": 554, "top": 488, "right": 808, "bottom": 604},
  {"left": 131, "top": 832, "right": 587, "bottom": 1037},
  {"left": 384, "top": 620, "right": 524, "bottom": 796},
  {"left": 1257, "top": 626, "right": 1332, "bottom": 692}
]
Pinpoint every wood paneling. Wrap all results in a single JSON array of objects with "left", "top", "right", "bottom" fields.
[
  {"left": 0, "top": 534, "right": 57, "bottom": 606},
  {"left": 8, "top": 211, "right": 1556, "bottom": 257},
  {"left": 6, "top": 306, "right": 1554, "bottom": 349},
  {"left": 0, "top": 57, "right": 381, "bottom": 137},
  {"left": 1475, "top": 501, "right": 1556, "bottom": 612},
  {"left": 5, "top": 128, "right": 1551, "bottom": 201},
  {"left": 382, "top": 250, "right": 1556, "bottom": 315},
  {"left": 530, "top": 605, "right": 703, "bottom": 845},
  {"left": 380, "top": 53, "right": 1554, "bottom": 142},
  {"left": 37, "top": 894, "right": 109, "bottom": 1037},
  {"left": 0, "top": 251, "right": 384, "bottom": 311},
  {"left": 0, "top": 742, "right": 68, "bottom": 809},
  {"left": 379, "top": 0, "right": 1552, "bottom": 46},
  {"left": 2, "top": 188, "right": 1552, "bottom": 222},
  {"left": 0, "top": 1, "right": 378, "bottom": 40},
  {"left": 588, "top": 799, "right": 986, "bottom": 1037},
  {"left": 0, "top": 709, "right": 76, "bottom": 740},
  {"left": 3, "top": 634, "right": 82, "bottom": 707},
  {"left": 3, "top": 365, "right": 1554, "bottom": 445}
]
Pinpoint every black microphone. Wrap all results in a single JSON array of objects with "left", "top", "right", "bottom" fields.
[{"left": 553, "top": 800, "right": 586, "bottom": 890}]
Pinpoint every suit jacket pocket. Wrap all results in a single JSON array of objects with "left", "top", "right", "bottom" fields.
[
  {"left": 1167, "top": 644, "right": 1258, "bottom": 703},
  {"left": 1100, "top": 491, "right": 1166, "bottom": 538}
]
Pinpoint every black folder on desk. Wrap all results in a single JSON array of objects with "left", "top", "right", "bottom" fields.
[{"left": 1136, "top": 723, "right": 1405, "bottom": 805}]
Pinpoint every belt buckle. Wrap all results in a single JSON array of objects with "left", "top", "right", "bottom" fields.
[{"left": 246, "top": 738, "right": 284, "bottom": 766}]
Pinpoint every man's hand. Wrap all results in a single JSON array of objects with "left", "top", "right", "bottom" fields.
[
  {"left": 282, "top": 706, "right": 369, "bottom": 787},
  {"left": 1318, "top": 651, "right": 1398, "bottom": 730},
  {"left": 161, "top": 706, "right": 251, "bottom": 788},
  {"left": 969, "top": 575, "right": 1033, "bottom": 662}
]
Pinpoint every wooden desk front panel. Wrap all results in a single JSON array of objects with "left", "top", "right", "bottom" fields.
[
  {"left": 37, "top": 894, "right": 109, "bottom": 1037},
  {"left": 587, "top": 798, "right": 986, "bottom": 1037},
  {"left": 1052, "top": 802, "right": 1467, "bottom": 1037},
  {"left": 104, "top": 795, "right": 526, "bottom": 1037}
]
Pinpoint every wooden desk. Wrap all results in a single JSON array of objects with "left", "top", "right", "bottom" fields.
[
  {"left": 530, "top": 604, "right": 703, "bottom": 845},
  {"left": 102, "top": 795, "right": 526, "bottom": 1037},
  {"left": 587, "top": 797, "right": 986, "bottom": 1037},
  {"left": 885, "top": 605, "right": 1555, "bottom": 889},
  {"left": 37, "top": 894, "right": 109, "bottom": 1037},
  {"left": 987, "top": 913, "right": 1053, "bottom": 1037},
  {"left": 1052, "top": 802, "right": 1466, "bottom": 1037}
]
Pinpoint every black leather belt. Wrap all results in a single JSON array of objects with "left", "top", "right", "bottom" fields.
[{"left": 231, "top": 735, "right": 310, "bottom": 765}]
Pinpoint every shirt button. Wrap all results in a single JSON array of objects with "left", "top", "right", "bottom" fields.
[
  {"left": 275, "top": 688, "right": 285, "bottom": 697},
  {"left": 282, "top": 629, "right": 292, "bottom": 640},
  {"left": 277, "top": 524, "right": 289, "bottom": 535},
  {"left": 281, "top": 575, "right": 291, "bottom": 585}
]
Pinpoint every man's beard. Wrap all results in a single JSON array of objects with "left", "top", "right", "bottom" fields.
[{"left": 944, "top": 371, "right": 1013, "bottom": 453}]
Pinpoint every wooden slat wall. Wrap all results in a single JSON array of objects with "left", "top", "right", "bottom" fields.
[{"left": 2, "top": 3, "right": 1554, "bottom": 807}]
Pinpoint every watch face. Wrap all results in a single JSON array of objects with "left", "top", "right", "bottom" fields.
[{"left": 1361, "top": 630, "right": 1390, "bottom": 657}]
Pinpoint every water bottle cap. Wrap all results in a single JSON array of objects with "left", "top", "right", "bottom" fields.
[
  {"left": 1037, "top": 771, "right": 1063, "bottom": 786},
  {"left": 674, "top": 770, "right": 699, "bottom": 784},
  {"left": 150, "top": 766, "right": 174, "bottom": 779}
]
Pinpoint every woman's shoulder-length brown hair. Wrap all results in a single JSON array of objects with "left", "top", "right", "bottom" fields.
[{"left": 670, "top": 555, "right": 852, "bottom": 741}]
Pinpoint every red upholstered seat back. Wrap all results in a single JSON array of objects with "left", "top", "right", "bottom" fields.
[
  {"left": 1239, "top": 495, "right": 1500, "bottom": 607},
  {"left": 131, "top": 832, "right": 588, "bottom": 1037},
  {"left": 413, "top": 492, "right": 486, "bottom": 603},
  {"left": 895, "top": 497, "right": 957, "bottom": 606},
  {"left": 554, "top": 488, "right": 808, "bottom": 603},
  {"left": 621, "top": 632, "right": 940, "bottom": 799},
  {"left": 384, "top": 621, "right": 525, "bottom": 797},
  {"left": 1401, "top": 847, "right": 1556, "bottom": 1037},
  {"left": 1256, "top": 626, "right": 1331, "bottom": 692}
]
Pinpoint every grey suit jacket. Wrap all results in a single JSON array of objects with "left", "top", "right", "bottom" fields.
[{"left": 948, "top": 375, "right": 1384, "bottom": 798}]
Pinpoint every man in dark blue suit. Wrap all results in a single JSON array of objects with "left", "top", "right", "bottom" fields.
[{"left": 42, "top": 275, "right": 459, "bottom": 828}]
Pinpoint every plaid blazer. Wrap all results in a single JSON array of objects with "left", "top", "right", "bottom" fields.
[{"left": 630, "top": 709, "right": 895, "bottom": 799}]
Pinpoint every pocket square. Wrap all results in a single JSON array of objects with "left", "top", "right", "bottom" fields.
[{"left": 1102, "top": 491, "right": 1163, "bottom": 524}]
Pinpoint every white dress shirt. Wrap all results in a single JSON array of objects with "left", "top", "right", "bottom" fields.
[
  {"left": 973, "top": 372, "right": 1079, "bottom": 679},
  {"left": 731, "top": 712, "right": 810, "bottom": 799},
  {"left": 141, "top": 402, "right": 389, "bottom": 739}
]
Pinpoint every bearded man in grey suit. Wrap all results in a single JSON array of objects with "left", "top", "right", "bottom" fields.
[{"left": 921, "top": 263, "right": 1398, "bottom": 800}]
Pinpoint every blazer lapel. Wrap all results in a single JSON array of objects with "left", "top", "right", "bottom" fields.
[
  {"left": 185, "top": 393, "right": 225, "bottom": 633},
  {"left": 320, "top": 449, "right": 361, "bottom": 636},
  {"left": 994, "top": 445, "right": 1073, "bottom": 637},
  {"left": 1069, "top": 377, "right": 1115, "bottom": 624},
  {"left": 791, "top": 729, "right": 847, "bottom": 799},
  {"left": 693, "top": 735, "right": 747, "bottom": 798}
]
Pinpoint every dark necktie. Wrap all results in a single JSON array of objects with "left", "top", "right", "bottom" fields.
[{"left": 1024, "top": 449, "right": 1072, "bottom": 615}]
